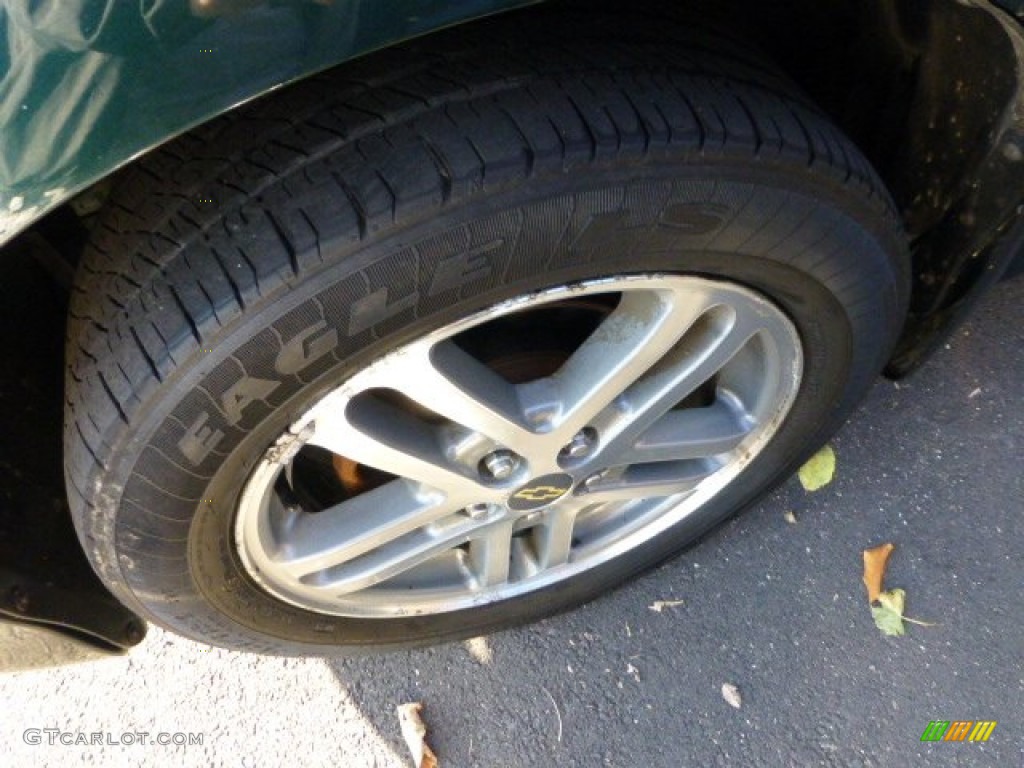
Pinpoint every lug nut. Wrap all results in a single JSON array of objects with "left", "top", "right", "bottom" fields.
[
  {"left": 481, "top": 449, "right": 519, "bottom": 480},
  {"left": 463, "top": 503, "right": 495, "bottom": 519},
  {"left": 560, "top": 427, "right": 597, "bottom": 460}
]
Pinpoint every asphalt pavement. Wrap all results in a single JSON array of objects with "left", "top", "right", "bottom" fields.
[{"left": 0, "top": 245, "right": 1021, "bottom": 768}]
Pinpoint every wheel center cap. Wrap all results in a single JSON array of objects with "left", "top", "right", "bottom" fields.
[{"left": 507, "top": 473, "right": 574, "bottom": 511}]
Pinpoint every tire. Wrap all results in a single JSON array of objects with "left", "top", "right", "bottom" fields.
[{"left": 65, "top": 13, "right": 909, "bottom": 654}]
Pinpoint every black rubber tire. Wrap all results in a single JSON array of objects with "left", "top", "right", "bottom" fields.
[{"left": 65, "top": 10, "right": 909, "bottom": 654}]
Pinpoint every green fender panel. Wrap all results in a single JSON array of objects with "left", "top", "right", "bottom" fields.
[{"left": 0, "top": 0, "right": 536, "bottom": 244}]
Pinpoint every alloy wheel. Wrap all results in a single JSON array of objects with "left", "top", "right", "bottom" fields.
[{"left": 235, "top": 274, "right": 803, "bottom": 617}]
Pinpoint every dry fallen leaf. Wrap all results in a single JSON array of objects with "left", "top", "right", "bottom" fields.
[
  {"left": 862, "top": 542, "right": 895, "bottom": 603},
  {"left": 721, "top": 683, "right": 742, "bottom": 709},
  {"left": 396, "top": 702, "right": 438, "bottom": 768},
  {"left": 649, "top": 599, "right": 685, "bottom": 612},
  {"left": 798, "top": 444, "right": 836, "bottom": 492},
  {"left": 463, "top": 636, "right": 492, "bottom": 665}
]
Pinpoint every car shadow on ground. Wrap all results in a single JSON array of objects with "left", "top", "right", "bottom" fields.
[{"left": 327, "top": 270, "right": 1023, "bottom": 767}]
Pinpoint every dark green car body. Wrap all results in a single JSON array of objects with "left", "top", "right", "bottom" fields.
[{"left": 0, "top": 0, "right": 534, "bottom": 243}]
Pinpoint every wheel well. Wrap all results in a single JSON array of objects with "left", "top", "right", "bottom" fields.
[
  {"left": 725, "top": 0, "right": 1024, "bottom": 373},
  {"left": 728, "top": 1, "right": 1016, "bottom": 236}
]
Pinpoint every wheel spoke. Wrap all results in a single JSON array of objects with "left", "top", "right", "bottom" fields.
[
  {"left": 544, "top": 289, "right": 713, "bottom": 446},
  {"left": 306, "top": 398, "right": 482, "bottom": 496},
  {"left": 593, "top": 304, "right": 759, "bottom": 466},
  {"left": 466, "top": 520, "right": 516, "bottom": 588},
  {"left": 381, "top": 340, "right": 542, "bottom": 451},
  {"left": 533, "top": 505, "right": 580, "bottom": 568},
  {"left": 272, "top": 479, "right": 461, "bottom": 580},
  {"left": 617, "top": 400, "right": 750, "bottom": 465},
  {"left": 288, "top": 511, "right": 492, "bottom": 595},
  {"left": 576, "top": 460, "right": 716, "bottom": 504}
]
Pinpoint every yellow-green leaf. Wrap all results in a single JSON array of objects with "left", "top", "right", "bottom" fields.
[
  {"left": 871, "top": 588, "right": 906, "bottom": 636},
  {"left": 798, "top": 444, "right": 836, "bottom": 492},
  {"left": 877, "top": 588, "right": 905, "bottom": 615}
]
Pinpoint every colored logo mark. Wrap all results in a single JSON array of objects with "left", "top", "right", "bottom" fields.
[{"left": 920, "top": 721, "right": 997, "bottom": 742}]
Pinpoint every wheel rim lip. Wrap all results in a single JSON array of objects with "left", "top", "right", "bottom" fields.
[{"left": 234, "top": 273, "right": 804, "bottom": 618}]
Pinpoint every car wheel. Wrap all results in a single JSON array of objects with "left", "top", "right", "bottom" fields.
[{"left": 65, "top": 24, "right": 908, "bottom": 653}]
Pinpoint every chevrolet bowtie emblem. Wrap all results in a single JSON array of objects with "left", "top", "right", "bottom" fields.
[
  {"left": 507, "top": 473, "right": 574, "bottom": 511},
  {"left": 513, "top": 486, "right": 567, "bottom": 502}
]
